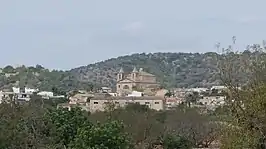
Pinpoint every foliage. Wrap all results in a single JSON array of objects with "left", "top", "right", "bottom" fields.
[
  {"left": 184, "top": 92, "right": 200, "bottom": 107},
  {"left": 71, "top": 52, "right": 224, "bottom": 89},
  {"left": 0, "top": 102, "right": 134, "bottom": 149},
  {"left": 0, "top": 65, "right": 95, "bottom": 93},
  {"left": 44, "top": 107, "right": 91, "bottom": 147},
  {"left": 0, "top": 99, "right": 221, "bottom": 148},
  {"left": 164, "top": 90, "right": 173, "bottom": 97},
  {"left": 0, "top": 52, "right": 260, "bottom": 92},
  {"left": 51, "top": 86, "right": 66, "bottom": 96},
  {"left": 90, "top": 104, "right": 220, "bottom": 148},
  {"left": 218, "top": 40, "right": 266, "bottom": 148},
  {"left": 162, "top": 134, "right": 192, "bottom": 149},
  {"left": 2, "top": 65, "right": 16, "bottom": 73},
  {"left": 0, "top": 102, "right": 59, "bottom": 149},
  {"left": 71, "top": 121, "right": 132, "bottom": 149},
  {"left": 161, "top": 107, "right": 220, "bottom": 148}
]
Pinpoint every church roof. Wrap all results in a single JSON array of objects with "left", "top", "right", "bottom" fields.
[{"left": 139, "top": 71, "right": 155, "bottom": 76}]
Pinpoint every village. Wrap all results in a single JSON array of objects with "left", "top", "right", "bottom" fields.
[{"left": 0, "top": 67, "right": 227, "bottom": 113}]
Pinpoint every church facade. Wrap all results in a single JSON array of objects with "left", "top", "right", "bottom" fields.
[{"left": 116, "top": 67, "right": 159, "bottom": 95}]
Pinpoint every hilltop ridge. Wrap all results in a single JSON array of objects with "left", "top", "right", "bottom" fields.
[{"left": 0, "top": 51, "right": 254, "bottom": 92}]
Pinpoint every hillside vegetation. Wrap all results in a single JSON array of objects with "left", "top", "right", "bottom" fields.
[
  {"left": 0, "top": 65, "right": 92, "bottom": 92},
  {"left": 70, "top": 51, "right": 255, "bottom": 88},
  {"left": 0, "top": 51, "right": 257, "bottom": 91}
]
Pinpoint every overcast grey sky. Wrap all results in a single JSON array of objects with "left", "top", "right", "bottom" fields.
[{"left": 0, "top": 0, "right": 266, "bottom": 70}]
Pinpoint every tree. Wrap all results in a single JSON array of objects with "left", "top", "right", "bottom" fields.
[
  {"left": 2, "top": 65, "right": 15, "bottom": 73},
  {"left": 185, "top": 92, "right": 200, "bottom": 107},
  {"left": 44, "top": 107, "right": 91, "bottom": 148},
  {"left": 162, "top": 134, "right": 192, "bottom": 149},
  {"left": 88, "top": 83, "right": 94, "bottom": 92},
  {"left": 219, "top": 38, "right": 266, "bottom": 148},
  {"left": 89, "top": 104, "right": 164, "bottom": 148},
  {"left": 51, "top": 86, "right": 66, "bottom": 96},
  {"left": 0, "top": 101, "right": 59, "bottom": 149},
  {"left": 162, "top": 107, "right": 220, "bottom": 148},
  {"left": 211, "top": 88, "right": 218, "bottom": 95},
  {"left": 164, "top": 90, "right": 173, "bottom": 97},
  {"left": 35, "top": 64, "right": 44, "bottom": 70},
  {"left": 71, "top": 121, "right": 132, "bottom": 149}
]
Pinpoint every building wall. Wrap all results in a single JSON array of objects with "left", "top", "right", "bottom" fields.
[
  {"left": 136, "top": 83, "right": 158, "bottom": 89},
  {"left": 117, "top": 79, "right": 158, "bottom": 94},
  {"left": 37, "top": 91, "right": 54, "bottom": 97},
  {"left": 25, "top": 88, "right": 38, "bottom": 94},
  {"left": 138, "top": 75, "right": 156, "bottom": 83},
  {"left": 89, "top": 97, "right": 164, "bottom": 113}
]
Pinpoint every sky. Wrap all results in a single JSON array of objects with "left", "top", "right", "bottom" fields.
[{"left": 1, "top": 0, "right": 266, "bottom": 70}]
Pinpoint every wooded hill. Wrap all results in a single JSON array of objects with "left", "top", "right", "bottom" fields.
[{"left": 0, "top": 50, "right": 258, "bottom": 92}]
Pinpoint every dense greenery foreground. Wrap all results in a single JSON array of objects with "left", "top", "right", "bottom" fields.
[{"left": 0, "top": 96, "right": 219, "bottom": 149}]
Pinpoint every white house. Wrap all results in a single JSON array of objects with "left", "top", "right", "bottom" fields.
[
  {"left": 25, "top": 88, "right": 38, "bottom": 94},
  {"left": 37, "top": 91, "right": 54, "bottom": 98},
  {"left": 211, "top": 86, "right": 226, "bottom": 90},
  {"left": 12, "top": 87, "right": 20, "bottom": 94},
  {"left": 127, "top": 91, "right": 143, "bottom": 97}
]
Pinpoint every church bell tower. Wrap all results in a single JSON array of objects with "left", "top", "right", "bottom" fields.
[{"left": 117, "top": 67, "right": 124, "bottom": 81}]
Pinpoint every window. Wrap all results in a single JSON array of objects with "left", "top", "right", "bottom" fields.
[
  {"left": 94, "top": 102, "right": 98, "bottom": 104},
  {"left": 115, "top": 102, "right": 119, "bottom": 104},
  {"left": 155, "top": 102, "right": 159, "bottom": 104},
  {"left": 118, "top": 85, "right": 121, "bottom": 88},
  {"left": 123, "top": 85, "right": 129, "bottom": 89},
  {"left": 145, "top": 102, "right": 150, "bottom": 104},
  {"left": 104, "top": 102, "right": 108, "bottom": 104}
]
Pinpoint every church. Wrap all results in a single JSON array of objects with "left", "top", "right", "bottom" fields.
[{"left": 116, "top": 67, "right": 159, "bottom": 96}]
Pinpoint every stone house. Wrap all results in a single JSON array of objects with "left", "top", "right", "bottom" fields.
[
  {"left": 69, "top": 93, "right": 94, "bottom": 104},
  {"left": 89, "top": 96, "right": 164, "bottom": 113}
]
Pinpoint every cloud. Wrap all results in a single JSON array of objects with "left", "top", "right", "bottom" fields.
[{"left": 121, "top": 21, "right": 144, "bottom": 36}]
